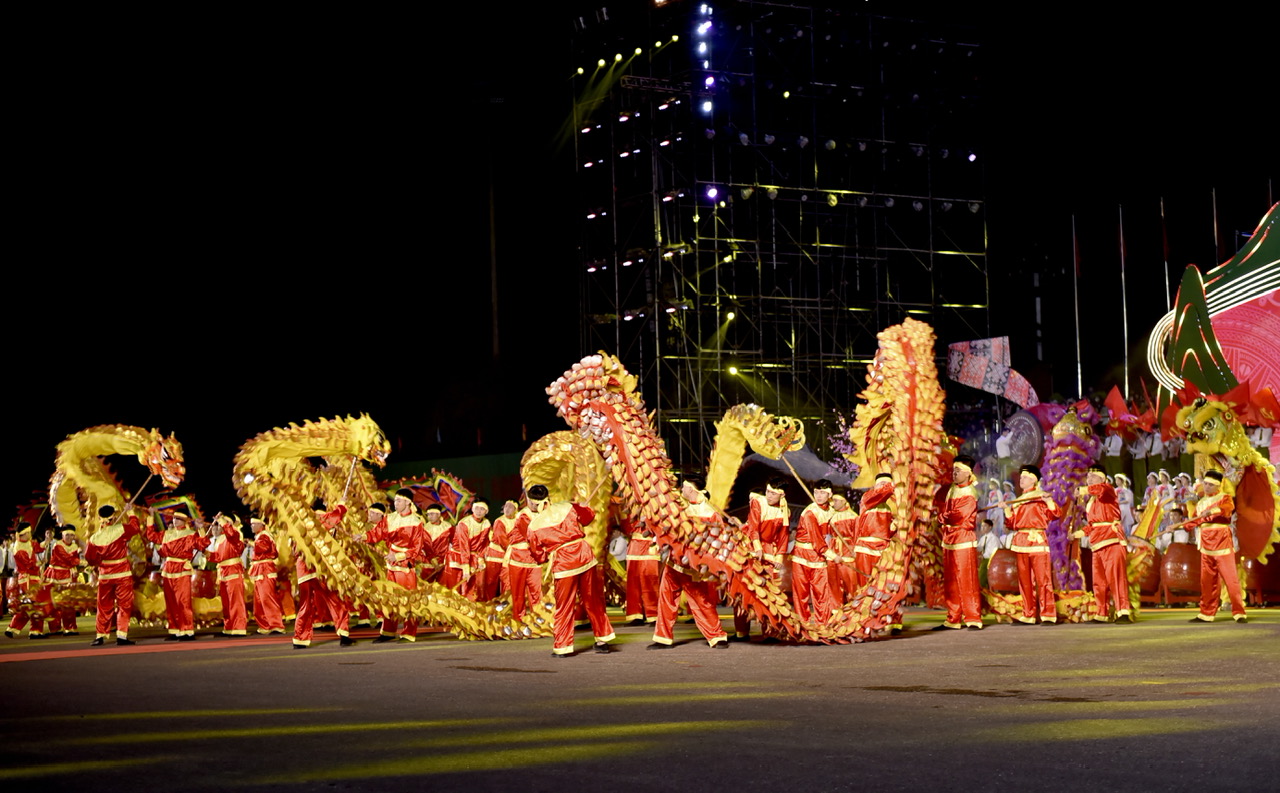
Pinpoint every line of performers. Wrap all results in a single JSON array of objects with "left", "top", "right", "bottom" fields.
[{"left": 4, "top": 461, "right": 1250, "bottom": 651}]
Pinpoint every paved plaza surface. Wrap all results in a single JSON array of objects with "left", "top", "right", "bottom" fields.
[{"left": 2, "top": 606, "right": 1277, "bottom": 792}]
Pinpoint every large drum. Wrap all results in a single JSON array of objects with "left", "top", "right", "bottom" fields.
[
  {"left": 1129, "top": 537, "right": 1162, "bottom": 596},
  {"left": 1244, "top": 554, "right": 1280, "bottom": 605},
  {"left": 192, "top": 569, "right": 218, "bottom": 599},
  {"left": 987, "top": 549, "right": 1020, "bottom": 594},
  {"left": 1162, "top": 542, "right": 1201, "bottom": 596}
]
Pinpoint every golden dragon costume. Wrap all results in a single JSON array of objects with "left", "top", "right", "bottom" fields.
[
  {"left": 1172, "top": 397, "right": 1279, "bottom": 564},
  {"left": 45, "top": 425, "right": 187, "bottom": 616},
  {"left": 231, "top": 414, "right": 553, "bottom": 641},
  {"left": 539, "top": 318, "right": 946, "bottom": 643}
]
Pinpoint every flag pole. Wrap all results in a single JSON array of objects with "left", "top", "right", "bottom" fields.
[
  {"left": 1119, "top": 205, "right": 1130, "bottom": 401},
  {"left": 1071, "top": 215, "right": 1083, "bottom": 397}
]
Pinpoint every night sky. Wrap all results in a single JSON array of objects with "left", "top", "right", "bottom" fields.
[{"left": 5, "top": 4, "right": 1273, "bottom": 522}]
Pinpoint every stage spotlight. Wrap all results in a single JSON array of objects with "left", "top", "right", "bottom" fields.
[
  {"left": 728, "top": 366, "right": 738, "bottom": 375},
  {"left": 827, "top": 194, "right": 838, "bottom": 207},
  {"left": 634, "top": 47, "right": 642, "bottom": 55},
  {"left": 615, "top": 53, "right": 623, "bottom": 62},
  {"left": 883, "top": 197, "right": 895, "bottom": 208},
  {"left": 706, "top": 76, "right": 715, "bottom": 87},
  {"left": 968, "top": 151, "right": 977, "bottom": 162},
  {"left": 665, "top": 305, "right": 677, "bottom": 313},
  {"left": 598, "top": 59, "right": 606, "bottom": 68},
  {"left": 739, "top": 132, "right": 749, "bottom": 145},
  {"left": 726, "top": 311, "right": 736, "bottom": 321},
  {"left": 941, "top": 201, "right": 953, "bottom": 212},
  {"left": 740, "top": 187, "right": 754, "bottom": 199},
  {"left": 706, "top": 186, "right": 719, "bottom": 199},
  {"left": 702, "top": 100, "right": 713, "bottom": 114},
  {"left": 577, "top": 67, "right": 584, "bottom": 75},
  {"left": 766, "top": 187, "right": 778, "bottom": 200},
  {"left": 764, "top": 134, "right": 775, "bottom": 145},
  {"left": 623, "top": 311, "right": 634, "bottom": 321},
  {"left": 825, "top": 139, "right": 836, "bottom": 150},
  {"left": 857, "top": 196, "right": 868, "bottom": 207},
  {"left": 857, "top": 141, "right": 867, "bottom": 152},
  {"left": 797, "top": 136, "right": 808, "bottom": 148},
  {"left": 912, "top": 200, "right": 923, "bottom": 211},
  {"left": 940, "top": 148, "right": 949, "bottom": 159},
  {"left": 698, "top": 42, "right": 707, "bottom": 54},
  {"left": 969, "top": 202, "right": 981, "bottom": 213}
]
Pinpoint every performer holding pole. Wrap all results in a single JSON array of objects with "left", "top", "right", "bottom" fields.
[{"left": 1005, "top": 465, "right": 1060, "bottom": 625}]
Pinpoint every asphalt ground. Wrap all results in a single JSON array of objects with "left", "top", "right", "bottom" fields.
[{"left": 2, "top": 606, "right": 1277, "bottom": 792}]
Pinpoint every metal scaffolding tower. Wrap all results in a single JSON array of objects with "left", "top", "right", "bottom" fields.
[{"left": 573, "top": 2, "right": 989, "bottom": 470}]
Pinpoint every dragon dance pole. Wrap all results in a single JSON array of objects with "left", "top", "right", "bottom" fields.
[
  {"left": 341, "top": 456, "right": 359, "bottom": 502},
  {"left": 124, "top": 473, "right": 154, "bottom": 510},
  {"left": 779, "top": 453, "right": 816, "bottom": 504}
]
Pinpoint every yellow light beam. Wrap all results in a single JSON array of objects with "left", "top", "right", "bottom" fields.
[
  {"left": 66, "top": 718, "right": 507, "bottom": 746},
  {"left": 403, "top": 719, "right": 776, "bottom": 749},
  {"left": 0, "top": 756, "right": 175, "bottom": 780}
]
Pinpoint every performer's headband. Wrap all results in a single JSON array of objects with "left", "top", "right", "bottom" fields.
[
  {"left": 813, "top": 487, "right": 832, "bottom": 497},
  {"left": 953, "top": 461, "right": 972, "bottom": 477},
  {"left": 171, "top": 512, "right": 191, "bottom": 522},
  {"left": 504, "top": 500, "right": 518, "bottom": 510},
  {"left": 17, "top": 526, "right": 31, "bottom": 536},
  {"left": 473, "top": 502, "right": 489, "bottom": 513},
  {"left": 875, "top": 473, "right": 893, "bottom": 482},
  {"left": 765, "top": 484, "right": 785, "bottom": 496},
  {"left": 530, "top": 497, "right": 551, "bottom": 510},
  {"left": 1203, "top": 471, "right": 1224, "bottom": 483},
  {"left": 425, "top": 506, "right": 442, "bottom": 514}
]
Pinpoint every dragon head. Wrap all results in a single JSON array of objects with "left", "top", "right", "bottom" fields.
[
  {"left": 345, "top": 411, "right": 389, "bottom": 468},
  {"left": 346, "top": 414, "right": 391, "bottom": 467},
  {"left": 1173, "top": 397, "right": 1241, "bottom": 457},
  {"left": 141, "top": 430, "right": 186, "bottom": 489}
]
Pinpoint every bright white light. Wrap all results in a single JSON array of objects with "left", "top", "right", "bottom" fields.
[
  {"left": 706, "top": 186, "right": 718, "bottom": 199},
  {"left": 698, "top": 42, "right": 707, "bottom": 54},
  {"left": 701, "top": 100, "right": 712, "bottom": 113},
  {"left": 968, "top": 152, "right": 977, "bottom": 162},
  {"left": 659, "top": 139, "right": 670, "bottom": 147},
  {"left": 704, "top": 76, "right": 714, "bottom": 87},
  {"left": 698, "top": 21, "right": 712, "bottom": 34}
]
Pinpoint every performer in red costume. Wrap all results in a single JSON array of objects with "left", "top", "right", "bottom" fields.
[
  {"left": 523, "top": 484, "right": 615, "bottom": 657},
  {"left": 247, "top": 517, "right": 285, "bottom": 634},
  {"left": 732, "top": 478, "right": 790, "bottom": 640},
  {"left": 145, "top": 511, "right": 205, "bottom": 641},
  {"left": 420, "top": 505, "right": 453, "bottom": 584},
  {"left": 85, "top": 506, "right": 141, "bottom": 645},
  {"left": 648, "top": 476, "right": 729, "bottom": 650},
  {"left": 623, "top": 516, "right": 660, "bottom": 625},
  {"left": 1185, "top": 470, "right": 1247, "bottom": 623},
  {"left": 44, "top": 527, "right": 85, "bottom": 634},
  {"left": 292, "top": 500, "right": 356, "bottom": 649},
  {"left": 445, "top": 500, "right": 491, "bottom": 601},
  {"left": 361, "top": 489, "right": 427, "bottom": 642},
  {"left": 481, "top": 500, "right": 518, "bottom": 601},
  {"left": 506, "top": 502, "right": 545, "bottom": 620},
  {"left": 790, "top": 479, "right": 840, "bottom": 623},
  {"left": 203, "top": 515, "right": 248, "bottom": 636},
  {"left": 5, "top": 524, "right": 50, "bottom": 639},
  {"left": 1005, "top": 465, "right": 1061, "bottom": 625},
  {"left": 856, "top": 473, "right": 903, "bottom": 632},
  {"left": 935, "top": 456, "right": 984, "bottom": 630},
  {"left": 1075, "top": 465, "right": 1132, "bottom": 623},
  {"left": 827, "top": 490, "right": 860, "bottom": 603}
]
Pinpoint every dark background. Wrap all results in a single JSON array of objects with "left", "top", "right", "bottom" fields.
[{"left": 5, "top": 4, "right": 1273, "bottom": 519}]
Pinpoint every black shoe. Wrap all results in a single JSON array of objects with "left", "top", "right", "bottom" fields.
[
  {"left": 1234, "top": 615, "right": 1249, "bottom": 624},
  {"left": 164, "top": 634, "right": 180, "bottom": 641},
  {"left": 728, "top": 634, "right": 750, "bottom": 642},
  {"left": 90, "top": 637, "right": 105, "bottom": 646},
  {"left": 966, "top": 624, "right": 984, "bottom": 631},
  {"left": 711, "top": 640, "right": 730, "bottom": 649},
  {"left": 293, "top": 643, "right": 307, "bottom": 650},
  {"left": 1039, "top": 620, "right": 1057, "bottom": 626},
  {"left": 551, "top": 651, "right": 573, "bottom": 658},
  {"left": 3, "top": 630, "right": 14, "bottom": 639},
  {"left": 177, "top": 635, "right": 196, "bottom": 642},
  {"left": 647, "top": 642, "right": 672, "bottom": 650},
  {"left": 932, "top": 624, "right": 959, "bottom": 631},
  {"left": 65, "top": 631, "right": 80, "bottom": 636},
  {"left": 29, "top": 633, "right": 48, "bottom": 639},
  {"left": 372, "top": 635, "right": 396, "bottom": 644},
  {"left": 115, "top": 637, "right": 135, "bottom": 646},
  {"left": 340, "top": 636, "right": 357, "bottom": 646},
  {"left": 594, "top": 642, "right": 612, "bottom": 654},
  {"left": 1116, "top": 614, "right": 1135, "bottom": 624},
  {"left": 627, "top": 618, "right": 646, "bottom": 626},
  {"left": 1189, "top": 617, "right": 1212, "bottom": 623},
  {"left": 889, "top": 628, "right": 902, "bottom": 636}
]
